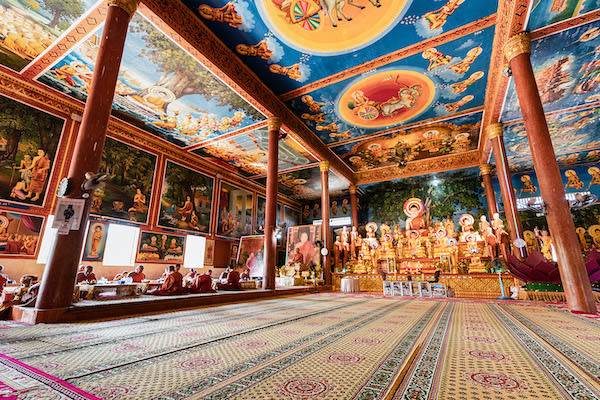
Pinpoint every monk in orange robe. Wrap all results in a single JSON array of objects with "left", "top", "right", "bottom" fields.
[
  {"left": 76, "top": 266, "right": 96, "bottom": 283},
  {"left": 128, "top": 265, "right": 145, "bottom": 283},
  {"left": 150, "top": 265, "right": 184, "bottom": 295},
  {"left": 217, "top": 266, "right": 242, "bottom": 290},
  {"left": 0, "top": 265, "right": 8, "bottom": 292},
  {"left": 190, "top": 270, "right": 216, "bottom": 293}
]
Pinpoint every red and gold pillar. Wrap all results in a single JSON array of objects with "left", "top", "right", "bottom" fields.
[
  {"left": 480, "top": 164, "right": 499, "bottom": 219},
  {"left": 349, "top": 184, "right": 358, "bottom": 229},
  {"left": 263, "top": 117, "right": 281, "bottom": 290},
  {"left": 320, "top": 161, "right": 332, "bottom": 285},
  {"left": 487, "top": 123, "right": 526, "bottom": 259},
  {"left": 505, "top": 32, "right": 596, "bottom": 313},
  {"left": 34, "top": 0, "right": 140, "bottom": 322}
]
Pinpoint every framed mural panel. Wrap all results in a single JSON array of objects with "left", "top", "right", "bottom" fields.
[
  {"left": 0, "top": 94, "right": 65, "bottom": 207},
  {"left": 277, "top": 202, "right": 283, "bottom": 225},
  {"left": 237, "top": 235, "right": 265, "bottom": 278},
  {"left": 82, "top": 221, "right": 109, "bottom": 262},
  {"left": 286, "top": 225, "right": 322, "bottom": 265},
  {"left": 217, "top": 182, "right": 253, "bottom": 238},
  {"left": 284, "top": 206, "right": 300, "bottom": 227},
  {"left": 91, "top": 137, "right": 157, "bottom": 223},
  {"left": 256, "top": 196, "right": 266, "bottom": 230},
  {"left": 158, "top": 161, "right": 214, "bottom": 233},
  {"left": 137, "top": 231, "right": 185, "bottom": 263},
  {"left": 0, "top": 211, "right": 44, "bottom": 256}
]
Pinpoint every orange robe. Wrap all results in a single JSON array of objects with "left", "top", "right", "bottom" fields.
[
  {"left": 76, "top": 272, "right": 96, "bottom": 283},
  {"left": 0, "top": 274, "right": 7, "bottom": 292},
  {"left": 151, "top": 272, "right": 184, "bottom": 295},
  {"left": 217, "top": 270, "right": 242, "bottom": 290},
  {"left": 128, "top": 272, "right": 145, "bottom": 283},
  {"left": 191, "top": 274, "right": 215, "bottom": 293}
]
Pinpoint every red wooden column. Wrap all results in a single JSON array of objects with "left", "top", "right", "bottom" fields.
[
  {"left": 320, "top": 161, "right": 332, "bottom": 285},
  {"left": 480, "top": 164, "right": 499, "bottom": 219},
  {"left": 487, "top": 123, "right": 526, "bottom": 259},
  {"left": 33, "top": 0, "right": 140, "bottom": 322},
  {"left": 505, "top": 32, "right": 596, "bottom": 313},
  {"left": 349, "top": 184, "right": 358, "bottom": 229},
  {"left": 262, "top": 117, "right": 281, "bottom": 290}
]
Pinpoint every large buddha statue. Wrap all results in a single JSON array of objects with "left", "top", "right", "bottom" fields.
[{"left": 404, "top": 198, "right": 427, "bottom": 231}]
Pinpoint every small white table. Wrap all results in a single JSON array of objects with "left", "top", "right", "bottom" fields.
[{"left": 340, "top": 277, "right": 360, "bottom": 293}]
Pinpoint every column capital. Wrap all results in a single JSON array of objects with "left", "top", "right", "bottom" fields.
[
  {"left": 107, "top": 0, "right": 140, "bottom": 17},
  {"left": 486, "top": 123, "right": 503, "bottom": 140},
  {"left": 479, "top": 163, "right": 493, "bottom": 176},
  {"left": 319, "top": 160, "right": 330, "bottom": 172},
  {"left": 504, "top": 32, "right": 531, "bottom": 62},
  {"left": 267, "top": 116, "right": 282, "bottom": 132},
  {"left": 349, "top": 184, "right": 357, "bottom": 194}
]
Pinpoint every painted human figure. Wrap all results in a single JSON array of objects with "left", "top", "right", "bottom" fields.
[
  {"left": 128, "top": 188, "right": 148, "bottom": 214},
  {"left": 26, "top": 149, "right": 50, "bottom": 202},
  {"left": 575, "top": 227, "right": 588, "bottom": 250},
  {"left": 15, "top": 154, "right": 32, "bottom": 189},
  {"left": 350, "top": 226, "right": 358, "bottom": 259},
  {"left": 180, "top": 196, "right": 194, "bottom": 222},
  {"left": 89, "top": 225, "right": 104, "bottom": 257},
  {"left": 535, "top": 227, "right": 554, "bottom": 261}
]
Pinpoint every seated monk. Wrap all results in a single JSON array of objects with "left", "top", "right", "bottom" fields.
[
  {"left": 217, "top": 266, "right": 242, "bottom": 291},
  {"left": 240, "top": 267, "right": 250, "bottom": 280},
  {"left": 190, "top": 269, "right": 216, "bottom": 293},
  {"left": 160, "top": 266, "right": 171, "bottom": 280},
  {"left": 219, "top": 267, "right": 231, "bottom": 282},
  {"left": 183, "top": 268, "right": 197, "bottom": 282},
  {"left": 292, "top": 248, "right": 304, "bottom": 264},
  {"left": 128, "top": 265, "right": 145, "bottom": 283},
  {"left": 149, "top": 265, "right": 184, "bottom": 295},
  {"left": 76, "top": 266, "right": 96, "bottom": 283},
  {"left": 0, "top": 265, "right": 7, "bottom": 293},
  {"left": 113, "top": 271, "right": 129, "bottom": 281}
]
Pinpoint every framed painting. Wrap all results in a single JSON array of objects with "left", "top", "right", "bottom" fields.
[
  {"left": 256, "top": 195, "right": 266, "bottom": 231},
  {"left": 205, "top": 238, "right": 215, "bottom": 266},
  {"left": 0, "top": 211, "right": 44, "bottom": 256},
  {"left": 158, "top": 161, "right": 214, "bottom": 233},
  {"left": 217, "top": 182, "right": 253, "bottom": 238},
  {"left": 237, "top": 235, "right": 265, "bottom": 278},
  {"left": 286, "top": 225, "right": 322, "bottom": 265},
  {"left": 284, "top": 206, "right": 300, "bottom": 227},
  {"left": 136, "top": 231, "right": 185, "bottom": 263},
  {"left": 82, "top": 221, "right": 109, "bottom": 261}
]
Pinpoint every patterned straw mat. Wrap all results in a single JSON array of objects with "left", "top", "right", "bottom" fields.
[{"left": 0, "top": 294, "right": 599, "bottom": 399}]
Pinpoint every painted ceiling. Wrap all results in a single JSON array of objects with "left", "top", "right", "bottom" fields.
[{"left": 254, "top": 166, "right": 349, "bottom": 199}]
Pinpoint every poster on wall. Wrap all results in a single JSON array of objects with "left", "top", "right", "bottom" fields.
[
  {"left": 217, "top": 182, "right": 253, "bottom": 238},
  {"left": 0, "top": 211, "right": 43, "bottom": 256},
  {"left": 159, "top": 161, "right": 213, "bottom": 233},
  {"left": 91, "top": 137, "right": 157, "bottom": 223},
  {"left": 284, "top": 206, "right": 300, "bottom": 227},
  {"left": 286, "top": 225, "right": 322, "bottom": 265},
  {"left": 237, "top": 235, "right": 265, "bottom": 278},
  {"left": 137, "top": 231, "right": 185, "bottom": 263},
  {"left": 205, "top": 238, "right": 215, "bottom": 266},
  {"left": 0, "top": 95, "right": 64, "bottom": 207},
  {"left": 82, "top": 221, "right": 109, "bottom": 261}
]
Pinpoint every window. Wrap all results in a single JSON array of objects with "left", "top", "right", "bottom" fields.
[
  {"left": 102, "top": 224, "right": 140, "bottom": 267},
  {"left": 37, "top": 215, "right": 58, "bottom": 264},
  {"left": 183, "top": 235, "right": 206, "bottom": 269}
]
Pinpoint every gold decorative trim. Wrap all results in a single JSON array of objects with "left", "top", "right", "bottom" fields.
[
  {"left": 107, "top": 0, "right": 141, "bottom": 17},
  {"left": 319, "top": 161, "right": 330, "bottom": 172},
  {"left": 479, "top": 164, "right": 493, "bottom": 176},
  {"left": 267, "top": 116, "right": 282, "bottom": 132},
  {"left": 504, "top": 32, "right": 531, "bottom": 62},
  {"left": 486, "top": 123, "right": 504, "bottom": 140},
  {"left": 349, "top": 185, "right": 357, "bottom": 194}
]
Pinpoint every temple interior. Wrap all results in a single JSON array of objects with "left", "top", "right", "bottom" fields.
[{"left": 0, "top": 0, "right": 600, "bottom": 398}]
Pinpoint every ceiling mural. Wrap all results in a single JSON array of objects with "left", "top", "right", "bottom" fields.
[
  {"left": 331, "top": 111, "right": 481, "bottom": 172},
  {"left": 182, "top": 0, "right": 497, "bottom": 95},
  {"left": 254, "top": 166, "right": 349, "bottom": 199},
  {"left": 35, "top": 12, "right": 265, "bottom": 148},
  {"left": 501, "top": 105, "right": 600, "bottom": 171},
  {"left": 527, "top": 0, "right": 600, "bottom": 32},
  {"left": 0, "top": 0, "right": 98, "bottom": 72},
  {"left": 501, "top": 19, "right": 600, "bottom": 122},
  {"left": 191, "top": 126, "right": 317, "bottom": 176},
  {"left": 286, "top": 27, "right": 494, "bottom": 145}
]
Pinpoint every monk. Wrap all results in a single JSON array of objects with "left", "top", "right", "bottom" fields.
[
  {"left": 0, "top": 265, "right": 7, "bottom": 293},
  {"left": 113, "top": 271, "right": 129, "bottom": 281},
  {"left": 240, "top": 267, "right": 250, "bottom": 280},
  {"left": 292, "top": 248, "right": 304, "bottom": 264},
  {"left": 76, "top": 266, "right": 96, "bottom": 283},
  {"left": 183, "top": 268, "right": 197, "bottom": 282},
  {"left": 217, "top": 266, "right": 242, "bottom": 290},
  {"left": 149, "top": 265, "right": 184, "bottom": 295},
  {"left": 128, "top": 265, "right": 145, "bottom": 283},
  {"left": 190, "top": 269, "right": 216, "bottom": 293}
]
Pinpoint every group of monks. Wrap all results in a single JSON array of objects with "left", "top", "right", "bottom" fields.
[{"left": 149, "top": 264, "right": 242, "bottom": 295}]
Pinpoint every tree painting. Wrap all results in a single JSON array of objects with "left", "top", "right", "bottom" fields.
[
  {"left": 159, "top": 161, "right": 213, "bottom": 233},
  {"left": 0, "top": 95, "right": 63, "bottom": 205},
  {"left": 39, "top": 0, "right": 85, "bottom": 29},
  {"left": 91, "top": 137, "right": 156, "bottom": 223}
]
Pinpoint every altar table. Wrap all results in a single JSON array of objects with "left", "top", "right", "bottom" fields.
[{"left": 340, "top": 277, "right": 360, "bottom": 293}]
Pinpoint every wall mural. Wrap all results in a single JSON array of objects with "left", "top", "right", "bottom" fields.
[
  {"left": 502, "top": 19, "right": 600, "bottom": 122},
  {"left": 0, "top": 211, "right": 43, "bottom": 256},
  {"left": 256, "top": 195, "right": 265, "bottom": 230},
  {"left": 301, "top": 195, "right": 351, "bottom": 224},
  {"left": 255, "top": 166, "right": 349, "bottom": 199},
  {"left": 0, "top": 94, "right": 64, "bottom": 207},
  {"left": 137, "top": 231, "right": 185, "bottom": 263},
  {"left": 332, "top": 111, "right": 481, "bottom": 172},
  {"left": 286, "top": 27, "right": 493, "bottom": 144},
  {"left": 37, "top": 13, "right": 265, "bottom": 148},
  {"left": 0, "top": 0, "right": 97, "bottom": 71},
  {"left": 527, "top": 0, "right": 600, "bottom": 32},
  {"left": 501, "top": 106, "right": 600, "bottom": 172},
  {"left": 236, "top": 235, "right": 265, "bottom": 277},
  {"left": 284, "top": 205, "right": 300, "bottom": 227},
  {"left": 182, "top": 0, "right": 496, "bottom": 94},
  {"left": 91, "top": 137, "right": 156, "bottom": 223},
  {"left": 191, "top": 126, "right": 315, "bottom": 176},
  {"left": 359, "top": 167, "right": 486, "bottom": 227},
  {"left": 217, "top": 182, "right": 253, "bottom": 238},
  {"left": 159, "top": 161, "right": 214, "bottom": 233},
  {"left": 82, "top": 221, "right": 108, "bottom": 261}
]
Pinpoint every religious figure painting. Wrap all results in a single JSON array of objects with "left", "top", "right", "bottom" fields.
[
  {"left": 237, "top": 235, "right": 265, "bottom": 278},
  {"left": 0, "top": 211, "right": 43, "bottom": 256},
  {"left": 286, "top": 224, "right": 321, "bottom": 265},
  {"left": 527, "top": 0, "right": 600, "bottom": 31},
  {"left": 217, "top": 182, "right": 253, "bottom": 238},
  {"left": 37, "top": 13, "right": 264, "bottom": 148},
  {"left": 82, "top": 221, "right": 108, "bottom": 261},
  {"left": 0, "top": 94, "right": 64, "bottom": 207},
  {"left": 284, "top": 206, "right": 300, "bottom": 227},
  {"left": 256, "top": 195, "right": 266, "bottom": 230},
  {"left": 277, "top": 202, "right": 283, "bottom": 225},
  {"left": 205, "top": 238, "right": 215, "bottom": 265},
  {"left": 91, "top": 137, "right": 156, "bottom": 223},
  {"left": 137, "top": 231, "right": 185, "bottom": 263},
  {"left": 159, "top": 161, "right": 214, "bottom": 234},
  {"left": 274, "top": 166, "right": 349, "bottom": 200},
  {"left": 0, "top": 0, "right": 96, "bottom": 71}
]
